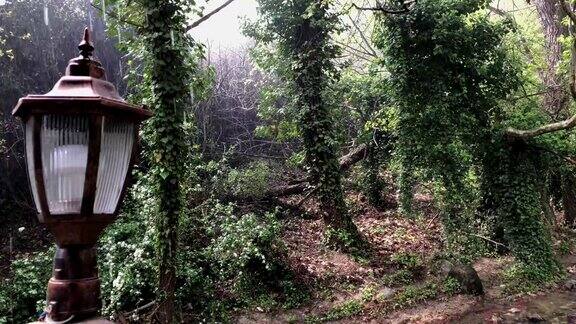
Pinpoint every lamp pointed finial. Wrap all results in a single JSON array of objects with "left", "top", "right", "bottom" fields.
[{"left": 78, "top": 27, "right": 94, "bottom": 59}]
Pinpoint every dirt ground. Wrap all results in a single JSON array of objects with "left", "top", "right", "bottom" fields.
[{"left": 237, "top": 190, "right": 576, "bottom": 323}]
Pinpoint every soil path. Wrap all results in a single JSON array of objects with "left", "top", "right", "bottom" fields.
[{"left": 237, "top": 192, "right": 576, "bottom": 323}]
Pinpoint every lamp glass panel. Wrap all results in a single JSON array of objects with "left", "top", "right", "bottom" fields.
[
  {"left": 93, "top": 117, "right": 134, "bottom": 214},
  {"left": 41, "top": 115, "right": 89, "bottom": 214},
  {"left": 25, "top": 118, "right": 41, "bottom": 213}
]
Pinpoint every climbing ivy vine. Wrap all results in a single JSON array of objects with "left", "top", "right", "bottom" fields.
[
  {"left": 374, "top": 0, "right": 561, "bottom": 276},
  {"left": 249, "top": 0, "right": 360, "bottom": 247},
  {"left": 91, "top": 0, "right": 210, "bottom": 320},
  {"left": 253, "top": 0, "right": 358, "bottom": 246},
  {"left": 140, "top": 1, "right": 193, "bottom": 321}
]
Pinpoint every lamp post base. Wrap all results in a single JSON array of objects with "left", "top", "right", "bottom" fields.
[{"left": 46, "top": 245, "right": 102, "bottom": 322}]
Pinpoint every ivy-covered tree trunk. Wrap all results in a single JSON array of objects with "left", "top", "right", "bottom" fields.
[
  {"left": 562, "top": 171, "right": 576, "bottom": 227},
  {"left": 492, "top": 144, "right": 560, "bottom": 279},
  {"left": 291, "top": 1, "right": 359, "bottom": 246},
  {"left": 363, "top": 149, "right": 384, "bottom": 208},
  {"left": 142, "top": 1, "right": 191, "bottom": 322},
  {"left": 362, "top": 131, "right": 392, "bottom": 208}
]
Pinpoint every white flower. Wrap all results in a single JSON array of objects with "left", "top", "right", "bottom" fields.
[{"left": 134, "top": 248, "right": 144, "bottom": 259}]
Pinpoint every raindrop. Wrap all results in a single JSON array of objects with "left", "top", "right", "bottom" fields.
[
  {"left": 43, "top": 4, "right": 49, "bottom": 26},
  {"left": 88, "top": 5, "right": 94, "bottom": 31},
  {"left": 102, "top": 0, "right": 106, "bottom": 24},
  {"left": 170, "top": 30, "right": 175, "bottom": 47},
  {"left": 118, "top": 60, "right": 123, "bottom": 79},
  {"left": 117, "top": 25, "right": 122, "bottom": 44}
]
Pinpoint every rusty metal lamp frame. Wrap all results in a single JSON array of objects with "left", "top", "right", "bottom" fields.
[{"left": 12, "top": 28, "right": 152, "bottom": 322}]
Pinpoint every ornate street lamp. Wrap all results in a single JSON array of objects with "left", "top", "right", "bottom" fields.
[{"left": 12, "top": 28, "right": 152, "bottom": 322}]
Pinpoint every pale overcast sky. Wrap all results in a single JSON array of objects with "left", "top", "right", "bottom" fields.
[{"left": 191, "top": 0, "right": 258, "bottom": 50}]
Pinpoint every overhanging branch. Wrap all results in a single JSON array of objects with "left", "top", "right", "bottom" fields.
[
  {"left": 506, "top": 114, "right": 576, "bottom": 139},
  {"left": 506, "top": 1, "right": 576, "bottom": 140},
  {"left": 186, "top": 0, "right": 236, "bottom": 31}
]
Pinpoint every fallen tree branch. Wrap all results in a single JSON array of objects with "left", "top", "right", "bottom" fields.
[
  {"left": 125, "top": 301, "right": 156, "bottom": 315},
  {"left": 266, "top": 182, "right": 309, "bottom": 197},
  {"left": 470, "top": 233, "right": 509, "bottom": 250},
  {"left": 339, "top": 143, "right": 369, "bottom": 171},
  {"left": 265, "top": 144, "right": 368, "bottom": 197},
  {"left": 297, "top": 186, "right": 319, "bottom": 207}
]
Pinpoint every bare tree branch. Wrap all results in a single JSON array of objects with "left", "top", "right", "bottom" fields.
[
  {"left": 334, "top": 40, "right": 376, "bottom": 60},
  {"left": 560, "top": 0, "right": 576, "bottom": 100},
  {"left": 352, "top": 1, "right": 415, "bottom": 14},
  {"left": 346, "top": 13, "right": 378, "bottom": 57},
  {"left": 186, "top": 0, "right": 236, "bottom": 31},
  {"left": 488, "top": 5, "right": 545, "bottom": 81}
]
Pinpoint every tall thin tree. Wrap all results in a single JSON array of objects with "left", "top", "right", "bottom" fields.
[
  {"left": 254, "top": 0, "right": 361, "bottom": 247},
  {"left": 141, "top": 0, "right": 193, "bottom": 321}
]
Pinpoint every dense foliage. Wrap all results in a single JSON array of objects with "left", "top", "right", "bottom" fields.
[
  {"left": 4, "top": 0, "right": 576, "bottom": 322},
  {"left": 375, "top": 0, "right": 563, "bottom": 277}
]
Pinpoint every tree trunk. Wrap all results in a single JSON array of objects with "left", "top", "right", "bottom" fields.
[
  {"left": 292, "top": 1, "right": 359, "bottom": 245},
  {"left": 562, "top": 172, "right": 576, "bottom": 227},
  {"left": 143, "top": 3, "right": 192, "bottom": 322},
  {"left": 534, "top": 0, "right": 576, "bottom": 227},
  {"left": 538, "top": 179, "right": 556, "bottom": 225},
  {"left": 534, "top": 0, "right": 569, "bottom": 118}
]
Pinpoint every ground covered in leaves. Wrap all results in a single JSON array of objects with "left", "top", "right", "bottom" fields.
[{"left": 236, "top": 190, "right": 576, "bottom": 323}]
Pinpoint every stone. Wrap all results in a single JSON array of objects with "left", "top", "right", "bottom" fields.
[
  {"left": 565, "top": 279, "right": 576, "bottom": 290},
  {"left": 377, "top": 287, "right": 395, "bottom": 300},
  {"left": 441, "top": 260, "right": 484, "bottom": 296},
  {"left": 526, "top": 313, "right": 545, "bottom": 322}
]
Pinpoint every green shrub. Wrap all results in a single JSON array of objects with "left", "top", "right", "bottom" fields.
[
  {"left": 98, "top": 177, "right": 158, "bottom": 319},
  {"left": 1, "top": 163, "right": 298, "bottom": 322},
  {"left": 441, "top": 277, "right": 462, "bottom": 296},
  {"left": 205, "top": 204, "right": 282, "bottom": 277},
  {"left": 558, "top": 240, "right": 572, "bottom": 256},
  {"left": 0, "top": 248, "right": 53, "bottom": 323},
  {"left": 502, "top": 262, "right": 564, "bottom": 294},
  {"left": 390, "top": 282, "right": 437, "bottom": 310},
  {"left": 381, "top": 269, "right": 414, "bottom": 286},
  {"left": 316, "top": 299, "right": 363, "bottom": 322},
  {"left": 210, "top": 160, "right": 272, "bottom": 200},
  {"left": 391, "top": 252, "right": 422, "bottom": 271}
]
